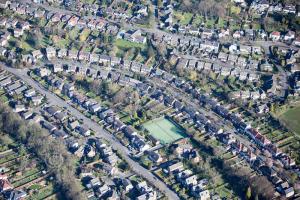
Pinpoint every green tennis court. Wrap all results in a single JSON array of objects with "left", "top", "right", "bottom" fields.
[{"left": 143, "top": 117, "right": 186, "bottom": 144}]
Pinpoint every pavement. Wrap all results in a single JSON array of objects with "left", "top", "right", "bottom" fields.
[{"left": 2, "top": 64, "right": 179, "bottom": 200}]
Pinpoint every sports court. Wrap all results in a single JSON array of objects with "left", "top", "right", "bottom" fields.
[{"left": 143, "top": 117, "right": 186, "bottom": 144}]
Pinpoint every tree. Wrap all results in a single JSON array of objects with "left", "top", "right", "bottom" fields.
[
  {"left": 0, "top": 103, "right": 84, "bottom": 200},
  {"left": 113, "top": 89, "right": 126, "bottom": 104}
]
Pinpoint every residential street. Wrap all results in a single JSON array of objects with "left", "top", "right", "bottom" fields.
[{"left": 1, "top": 64, "right": 180, "bottom": 200}]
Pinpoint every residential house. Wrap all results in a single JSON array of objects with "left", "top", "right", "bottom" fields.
[
  {"left": 41, "top": 121, "right": 57, "bottom": 133},
  {"left": 76, "top": 126, "right": 91, "bottom": 136},
  {"left": 57, "top": 48, "right": 67, "bottom": 58},
  {"left": 31, "top": 50, "right": 43, "bottom": 61},
  {"left": 148, "top": 151, "right": 162, "bottom": 164},
  {"left": 31, "top": 95, "right": 43, "bottom": 106},
  {"left": 167, "top": 162, "right": 184, "bottom": 174},
  {"left": 284, "top": 31, "right": 295, "bottom": 41},
  {"left": 99, "top": 55, "right": 111, "bottom": 65},
  {"left": 46, "top": 47, "right": 57, "bottom": 59},
  {"left": 218, "top": 52, "right": 228, "bottom": 62},
  {"left": 68, "top": 15, "right": 79, "bottom": 27},
  {"left": 270, "top": 31, "right": 281, "bottom": 41},
  {"left": 68, "top": 50, "right": 78, "bottom": 60}
]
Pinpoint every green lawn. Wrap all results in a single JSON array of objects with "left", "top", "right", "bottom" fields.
[
  {"left": 69, "top": 27, "right": 80, "bottom": 41},
  {"left": 173, "top": 11, "right": 193, "bottom": 25},
  {"left": 205, "top": 19, "right": 215, "bottom": 28},
  {"left": 193, "top": 15, "right": 203, "bottom": 26},
  {"left": 180, "top": 13, "right": 193, "bottom": 25},
  {"left": 115, "top": 39, "right": 145, "bottom": 49},
  {"left": 79, "top": 28, "right": 91, "bottom": 42},
  {"left": 279, "top": 106, "right": 300, "bottom": 136},
  {"left": 143, "top": 117, "right": 186, "bottom": 144},
  {"left": 53, "top": 38, "right": 70, "bottom": 49}
]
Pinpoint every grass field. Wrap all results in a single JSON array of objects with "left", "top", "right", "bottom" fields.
[
  {"left": 143, "top": 117, "right": 186, "bottom": 144},
  {"left": 279, "top": 106, "right": 300, "bottom": 136},
  {"left": 115, "top": 39, "right": 145, "bottom": 49}
]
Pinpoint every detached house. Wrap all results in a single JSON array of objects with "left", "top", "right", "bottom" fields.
[
  {"left": 284, "top": 31, "right": 295, "bottom": 41},
  {"left": 270, "top": 31, "right": 281, "bottom": 41},
  {"left": 31, "top": 50, "right": 43, "bottom": 61},
  {"left": 68, "top": 15, "right": 79, "bottom": 27},
  {"left": 46, "top": 47, "right": 57, "bottom": 59}
]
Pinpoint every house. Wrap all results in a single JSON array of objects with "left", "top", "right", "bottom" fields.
[
  {"left": 200, "top": 41, "right": 219, "bottom": 53},
  {"left": 90, "top": 103, "right": 101, "bottom": 113},
  {"left": 293, "top": 36, "right": 300, "bottom": 47},
  {"left": 31, "top": 50, "right": 43, "bottom": 60},
  {"left": 239, "top": 71, "right": 248, "bottom": 81},
  {"left": 128, "top": 29, "right": 147, "bottom": 44},
  {"left": 21, "top": 111, "right": 33, "bottom": 120},
  {"left": 256, "top": 104, "right": 269, "bottom": 114},
  {"left": 8, "top": 190, "right": 27, "bottom": 200},
  {"left": 68, "top": 15, "right": 79, "bottom": 26},
  {"left": 57, "top": 49, "right": 67, "bottom": 58},
  {"left": 121, "top": 179, "right": 133, "bottom": 192},
  {"left": 191, "top": 188, "right": 210, "bottom": 199},
  {"left": 99, "top": 55, "right": 111, "bottom": 65},
  {"left": 13, "top": 28, "right": 23, "bottom": 38},
  {"left": 54, "top": 112, "right": 68, "bottom": 122},
  {"left": 52, "top": 63, "right": 63, "bottom": 73},
  {"left": 184, "top": 175, "right": 198, "bottom": 188},
  {"left": 229, "top": 44, "right": 238, "bottom": 53},
  {"left": 270, "top": 31, "right": 281, "bottom": 41},
  {"left": 228, "top": 54, "right": 238, "bottom": 64},
  {"left": 110, "top": 56, "right": 121, "bottom": 66},
  {"left": 0, "top": 176, "right": 13, "bottom": 192},
  {"left": 41, "top": 121, "right": 57, "bottom": 133},
  {"left": 68, "top": 50, "right": 78, "bottom": 60},
  {"left": 131, "top": 136, "right": 150, "bottom": 152},
  {"left": 284, "top": 187, "right": 294, "bottom": 198},
  {"left": 202, "top": 29, "right": 214, "bottom": 39},
  {"left": 131, "top": 62, "right": 142, "bottom": 73},
  {"left": 0, "top": 0, "right": 10, "bottom": 9},
  {"left": 31, "top": 95, "right": 43, "bottom": 106},
  {"left": 62, "top": 83, "right": 74, "bottom": 96},
  {"left": 148, "top": 151, "right": 162, "bottom": 163},
  {"left": 46, "top": 106, "right": 61, "bottom": 116},
  {"left": 46, "top": 47, "right": 56, "bottom": 59},
  {"left": 0, "top": 37, "right": 7, "bottom": 47},
  {"left": 78, "top": 51, "right": 90, "bottom": 61},
  {"left": 24, "top": 89, "right": 36, "bottom": 98},
  {"left": 167, "top": 162, "right": 184, "bottom": 173},
  {"left": 164, "top": 95, "right": 175, "bottom": 106},
  {"left": 283, "top": 5, "right": 296, "bottom": 14},
  {"left": 53, "top": 129, "right": 68, "bottom": 139},
  {"left": 219, "top": 29, "right": 230, "bottom": 38},
  {"left": 260, "top": 62, "right": 273, "bottom": 72},
  {"left": 284, "top": 31, "right": 295, "bottom": 41},
  {"left": 76, "top": 126, "right": 91, "bottom": 136},
  {"left": 218, "top": 52, "right": 228, "bottom": 62},
  {"left": 220, "top": 67, "right": 231, "bottom": 76},
  {"left": 239, "top": 45, "right": 252, "bottom": 55},
  {"left": 14, "top": 104, "right": 26, "bottom": 113},
  {"left": 233, "top": 30, "right": 242, "bottom": 39},
  {"left": 104, "top": 154, "right": 118, "bottom": 166},
  {"left": 89, "top": 53, "right": 99, "bottom": 63}
]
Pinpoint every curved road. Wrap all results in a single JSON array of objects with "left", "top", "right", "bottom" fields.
[{"left": 2, "top": 64, "right": 179, "bottom": 200}]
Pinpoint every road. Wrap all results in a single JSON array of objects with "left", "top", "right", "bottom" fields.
[{"left": 2, "top": 64, "right": 179, "bottom": 200}]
